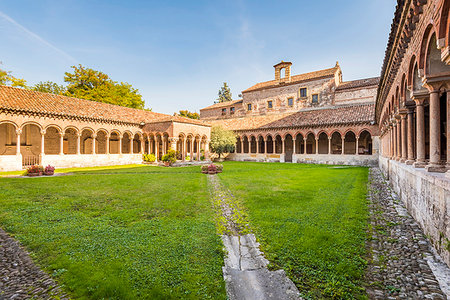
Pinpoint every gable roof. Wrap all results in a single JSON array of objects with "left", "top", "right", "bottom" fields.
[
  {"left": 242, "top": 66, "right": 338, "bottom": 93},
  {"left": 200, "top": 99, "right": 243, "bottom": 111},
  {"left": 205, "top": 104, "right": 375, "bottom": 131},
  {"left": 0, "top": 85, "right": 208, "bottom": 126},
  {"left": 336, "top": 77, "right": 380, "bottom": 91}
]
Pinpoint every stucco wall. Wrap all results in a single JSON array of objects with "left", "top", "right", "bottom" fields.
[
  {"left": 379, "top": 156, "right": 450, "bottom": 267},
  {"left": 41, "top": 154, "right": 143, "bottom": 169},
  {"left": 334, "top": 86, "right": 377, "bottom": 105}
]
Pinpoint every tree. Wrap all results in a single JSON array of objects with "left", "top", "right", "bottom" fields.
[
  {"left": 33, "top": 81, "right": 66, "bottom": 95},
  {"left": 0, "top": 64, "right": 27, "bottom": 88},
  {"left": 216, "top": 82, "right": 232, "bottom": 103},
  {"left": 178, "top": 110, "right": 200, "bottom": 120},
  {"left": 64, "top": 65, "right": 145, "bottom": 109},
  {"left": 209, "top": 126, "right": 236, "bottom": 158}
]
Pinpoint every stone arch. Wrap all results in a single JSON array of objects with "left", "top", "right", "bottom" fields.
[
  {"left": 122, "top": 132, "right": 131, "bottom": 154},
  {"left": 250, "top": 135, "right": 257, "bottom": 153},
  {"left": 395, "top": 86, "right": 400, "bottom": 109},
  {"left": 243, "top": 135, "right": 249, "bottom": 153},
  {"left": 318, "top": 132, "right": 328, "bottom": 154},
  {"left": 358, "top": 130, "right": 373, "bottom": 155},
  {"left": 96, "top": 130, "right": 108, "bottom": 154},
  {"left": 305, "top": 132, "right": 316, "bottom": 154},
  {"left": 419, "top": 24, "right": 436, "bottom": 71},
  {"left": 344, "top": 131, "right": 357, "bottom": 154},
  {"left": 425, "top": 32, "right": 450, "bottom": 76},
  {"left": 80, "top": 128, "right": 94, "bottom": 154},
  {"left": 407, "top": 55, "right": 417, "bottom": 88},
  {"left": 133, "top": 133, "right": 142, "bottom": 154},
  {"left": 44, "top": 126, "right": 61, "bottom": 155},
  {"left": 266, "top": 135, "right": 274, "bottom": 154},
  {"left": 274, "top": 135, "right": 282, "bottom": 154},
  {"left": 257, "top": 135, "right": 265, "bottom": 154},
  {"left": 63, "top": 127, "right": 78, "bottom": 154},
  {"left": 330, "top": 131, "right": 342, "bottom": 154},
  {"left": 44, "top": 124, "right": 63, "bottom": 133},
  {"left": 284, "top": 134, "right": 293, "bottom": 161},
  {"left": 295, "top": 133, "right": 304, "bottom": 154},
  {"left": 236, "top": 136, "right": 242, "bottom": 153},
  {"left": 0, "top": 122, "right": 18, "bottom": 155},
  {"left": 21, "top": 123, "right": 42, "bottom": 165},
  {"left": 20, "top": 121, "right": 43, "bottom": 131},
  {"left": 109, "top": 131, "right": 120, "bottom": 154}
]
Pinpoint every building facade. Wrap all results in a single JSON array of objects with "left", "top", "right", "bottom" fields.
[
  {"left": 376, "top": 0, "right": 450, "bottom": 266},
  {"left": 0, "top": 86, "right": 211, "bottom": 171},
  {"left": 201, "top": 62, "right": 380, "bottom": 166}
]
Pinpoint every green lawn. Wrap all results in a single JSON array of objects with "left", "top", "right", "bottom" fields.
[
  {"left": 0, "top": 165, "right": 226, "bottom": 299},
  {"left": 218, "top": 162, "right": 369, "bottom": 299}
]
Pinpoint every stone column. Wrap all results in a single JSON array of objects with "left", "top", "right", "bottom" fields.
[
  {"left": 389, "top": 125, "right": 394, "bottom": 159},
  {"left": 190, "top": 139, "right": 194, "bottom": 159},
  {"left": 170, "top": 138, "right": 177, "bottom": 151},
  {"left": 281, "top": 137, "right": 285, "bottom": 154},
  {"left": 182, "top": 138, "right": 187, "bottom": 161},
  {"left": 16, "top": 129, "right": 21, "bottom": 155},
  {"left": 355, "top": 136, "right": 359, "bottom": 155},
  {"left": 263, "top": 138, "right": 266, "bottom": 154},
  {"left": 240, "top": 140, "right": 244, "bottom": 154},
  {"left": 447, "top": 92, "right": 450, "bottom": 173},
  {"left": 392, "top": 121, "right": 397, "bottom": 160},
  {"left": 303, "top": 137, "right": 307, "bottom": 154},
  {"left": 130, "top": 138, "right": 134, "bottom": 154},
  {"left": 59, "top": 132, "right": 64, "bottom": 155},
  {"left": 272, "top": 140, "right": 275, "bottom": 154},
  {"left": 341, "top": 137, "right": 345, "bottom": 155},
  {"left": 293, "top": 138, "right": 296, "bottom": 154},
  {"left": 119, "top": 135, "right": 122, "bottom": 155},
  {"left": 141, "top": 138, "right": 144, "bottom": 154},
  {"left": 205, "top": 139, "right": 210, "bottom": 159},
  {"left": 401, "top": 113, "right": 407, "bottom": 163},
  {"left": 106, "top": 135, "right": 110, "bottom": 154},
  {"left": 414, "top": 99, "right": 426, "bottom": 168},
  {"left": 315, "top": 138, "right": 318, "bottom": 154},
  {"left": 40, "top": 130, "right": 45, "bottom": 156},
  {"left": 77, "top": 133, "right": 81, "bottom": 155},
  {"left": 328, "top": 137, "right": 331, "bottom": 154},
  {"left": 396, "top": 116, "right": 401, "bottom": 160},
  {"left": 426, "top": 90, "right": 446, "bottom": 172},
  {"left": 406, "top": 109, "right": 415, "bottom": 164},
  {"left": 92, "top": 134, "right": 96, "bottom": 154},
  {"left": 248, "top": 140, "right": 251, "bottom": 154},
  {"left": 197, "top": 140, "right": 201, "bottom": 160},
  {"left": 256, "top": 139, "right": 260, "bottom": 154}
]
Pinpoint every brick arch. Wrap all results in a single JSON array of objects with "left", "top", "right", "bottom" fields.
[
  {"left": 96, "top": 128, "right": 109, "bottom": 136},
  {"left": 407, "top": 55, "right": 417, "bottom": 87},
  {"left": 44, "top": 124, "right": 62, "bottom": 133},
  {"left": 0, "top": 120, "right": 19, "bottom": 129},
  {"left": 305, "top": 131, "right": 316, "bottom": 139},
  {"left": 329, "top": 129, "right": 343, "bottom": 137},
  {"left": 357, "top": 128, "right": 373, "bottom": 138},
  {"left": 438, "top": 0, "right": 450, "bottom": 47},
  {"left": 80, "top": 127, "right": 95, "bottom": 135},
  {"left": 110, "top": 129, "right": 121, "bottom": 137},
  {"left": 317, "top": 130, "right": 329, "bottom": 138},
  {"left": 122, "top": 130, "right": 133, "bottom": 138},
  {"left": 264, "top": 133, "right": 273, "bottom": 140},
  {"left": 343, "top": 129, "right": 357, "bottom": 137},
  {"left": 294, "top": 131, "right": 305, "bottom": 138},
  {"left": 395, "top": 85, "right": 400, "bottom": 108},
  {"left": 20, "top": 121, "right": 43, "bottom": 131},
  {"left": 419, "top": 24, "right": 436, "bottom": 71}
]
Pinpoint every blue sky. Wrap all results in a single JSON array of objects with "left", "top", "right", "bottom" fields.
[{"left": 0, "top": 0, "right": 396, "bottom": 114}]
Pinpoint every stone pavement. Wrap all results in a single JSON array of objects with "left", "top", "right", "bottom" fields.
[
  {"left": 366, "top": 167, "right": 449, "bottom": 299},
  {"left": 0, "top": 229, "right": 68, "bottom": 300}
]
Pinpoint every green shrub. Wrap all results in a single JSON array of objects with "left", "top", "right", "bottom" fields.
[
  {"left": 161, "top": 149, "right": 177, "bottom": 164},
  {"left": 142, "top": 154, "right": 156, "bottom": 162}
]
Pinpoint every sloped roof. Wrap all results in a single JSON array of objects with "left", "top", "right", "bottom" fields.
[
  {"left": 336, "top": 77, "right": 380, "bottom": 91},
  {"left": 206, "top": 104, "right": 375, "bottom": 131},
  {"left": 242, "top": 66, "right": 338, "bottom": 93},
  {"left": 0, "top": 85, "right": 208, "bottom": 126},
  {"left": 200, "top": 99, "right": 243, "bottom": 111}
]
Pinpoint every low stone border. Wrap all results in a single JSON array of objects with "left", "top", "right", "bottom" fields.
[{"left": 0, "top": 229, "right": 68, "bottom": 299}]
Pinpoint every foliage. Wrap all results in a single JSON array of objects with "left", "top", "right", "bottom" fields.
[
  {"left": 178, "top": 110, "right": 199, "bottom": 120},
  {"left": 0, "top": 64, "right": 27, "bottom": 88},
  {"left": 210, "top": 126, "right": 236, "bottom": 158},
  {"left": 201, "top": 164, "right": 222, "bottom": 174},
  {"left": 219, "top": 162, "right": 369, "bottom": 299},
  {"left": 142, "top": 154, "right": 156, "bottom": 162},
  {"left": 0, "top": 165, "right": 226, "bottom": 299},
  {"left": 161, "top": 149, "right": 177, "bottom": 164},
  {"left": 25, "top": 165, "right": 44, "bottom": 176},
  {"left": 64, "top": 65, "right": 145, "bottom": 109},
  {"left": 186, "top": 155, "right": 190, "bottom": 161},
  {"left": 44, "top": 165, "right": 55, "bottom": 173},
  {"left": 33, "top": 81, "right": 66, "bottom": 95},
  {"left": 216, "top": 82, "right": 232, "bottom": 103}
]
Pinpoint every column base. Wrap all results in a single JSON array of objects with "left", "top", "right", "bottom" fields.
[
  {"left": 413, "top": 161, "right": 427, "bottom": 168},
  {"left": 405, "top": 159, "right": 415, "bottom": 165},
  {"left": 400, "top": 158, "right": 406, "bottom": 163},
  {"left": 446, "top": 169, "right": 450, "bottom": 178},
  {"left": 425, "top": 163, "right": 447, "bottom": 173}
]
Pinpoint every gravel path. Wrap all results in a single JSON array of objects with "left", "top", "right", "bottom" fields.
[
  {"left": 0, "top": 229, "right": 68, "bottom": 300},
  {"left": 366, "top": 167, "right": 449, "bottom": 299}
]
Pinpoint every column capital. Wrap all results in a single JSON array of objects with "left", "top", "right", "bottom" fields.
[
  {"left": 16, "top": 129, "right": 22, "bottom": 135},
  {"left": 40, "top": 129, "right": 46, "bottom": 135},
  {"left": 328, "top": 136, "right": 332, "bottom": 140},
  {"left": 92, "top": 133, "right": 97, "bottom": 139}
]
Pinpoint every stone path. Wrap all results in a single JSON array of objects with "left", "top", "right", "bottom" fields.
[
  {"left": 207, "top": 174, "right": 301, "bottom": 300},
  {"left": 366, "top": 167, "right": 449, "bottom": 299},
  {"left": 0, "top": 229, "right": 68, "bottom": 300}
]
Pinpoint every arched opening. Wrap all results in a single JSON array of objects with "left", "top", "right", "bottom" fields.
[
  {"left": 295, "top": 133, "right": 304, "bottom": 154},
  {"left": 156, "top": 135, "right": 163, "bottom": 159},
  {"left": 426, "top": 33, "right": 450, "bottom": 75},
  {"left": 266, "top": 135, "right": 274, "bottom": 154},
  {"left": 109, "top": 132, "right": 120, "bottom": 154},
  {"left": 284, "top": 134, "right": 293, "bottom": 162},
  {"left": 344, "top": 131, "right": 356, "bottom": 154},
  {"left": 133, "top": 134, "right": 142, "bottom": 154},
  {"left": 63, "top": 128, "right": 78, "bottom": 154},
  {"left": 358, "top": 131, "right": 373, "bottom": 155},
  {"left": 80, "top": 129, "right": 94, "bottom": 154},
  {"left": 96, "top": 131, "right": 108, "bottom": 154},
  {"left": 122, "top": 132, "right": 131, "bottom": 154},
  {"left": 0, "top": 123, "right": 18, "bottom": 155},
  {"left": 44, "top": 126, "right": 60, "bottom": 155},
  {"left": 21, "top": 124, "right": 41, "bottom": 166},
  {"left": 236, "top": 137, "right": 242, "bottom": 153},
  {"left": 275, "top": 135, "right": 282, "bottom": 154},
  {"left": 258, "top": 136, "right": 265, "bottom": 153},
  {"left": 331, "top": 132, "right": 342, "bottom": 154},
  {"left": 243, "top": 136, "right": 249, "bottom": 153},
  {"left": 250, "top": 136, "right": 257, "bottom": 153},
  {"left": 305, "top": 133, "right": 315, "bottom": 154},
  {"left": 318, "top": 132, "right": 328, "bottom": 154}
]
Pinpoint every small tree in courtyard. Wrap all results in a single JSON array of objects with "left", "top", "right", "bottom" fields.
[{"left": 209, "top": 126, "right": 236, "bottom": 159}]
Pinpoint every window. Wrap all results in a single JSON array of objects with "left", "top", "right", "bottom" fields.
[
  {"left": 288, "top": 98, "right": 293, "bottom": 106},
  {"left": 221, "top": 108, "right": 227, "bottom": 115},
  {"left": 248, "top": 103, "right": 252, "bottom": 111},
  {"left": 312, "top": 94, "right": 319, "bottom": 103},
  {"left": 268, "top": 100, "right": 273, "bottom": 109},
  {"left": 299, "top": 88, "right": 307, "bottom": 98},
  {"left": 230, "top": 107, "right": 235, "bottom": 114}
]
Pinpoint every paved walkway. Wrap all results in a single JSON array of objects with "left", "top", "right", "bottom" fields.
[
  {"left": 0, "top": 229, "right": 68, "bottom": 300},
  {"left": 207, "top": 174, "right": 301, "bottom": 300},
  {"left": 366, "top": 167, "right": 449, "bottom": 299}
]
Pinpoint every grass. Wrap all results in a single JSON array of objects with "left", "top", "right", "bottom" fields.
[
  {"left": 218, "top": 162, "right": 369, "bottom": 299},
  {"left": 0, "top": 164, "right": 147, "bottom": 176},
  {"left": 0, "top": 165, "right": 226, "bottom": 299}
]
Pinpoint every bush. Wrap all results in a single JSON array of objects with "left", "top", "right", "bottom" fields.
[
  {"left": 143, "top": 154, "right": 156, "bottom": 162},
  {"left": 201, "top": 163, "right": 222, "bottom": 174},
  {"left": 186, "top": 155, "right": 190, "bottom": 161},
  {"left": 161, "top": 149, "right": 177, "bottom": 164},
  {"left": 25, "top": 165, "right": 44, "bottom": 176},
  {"left": 44, "top": 165, "right": 55, "bottom": 175}
]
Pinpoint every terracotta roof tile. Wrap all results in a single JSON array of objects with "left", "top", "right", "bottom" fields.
[
  {"left": 0, "top": 85, "right": 208, "bottom": 126},
  {"left": 200, "top": 99, "right": 243, "bottom": 111},
  {"left": 336, "top": 77, "right": 380, "bottom": 91},
  {"left": 242, "top": 66, "right": 338, "bottom": 93},
  {"left": 206, "top": 104, "right": 375, "bottom": 131}
]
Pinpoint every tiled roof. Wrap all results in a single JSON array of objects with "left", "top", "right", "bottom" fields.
[
  {"left": 200, "top": 99, "right": 243, "bottom": 111},
  {"left": 336, "top": 77, "right": 380, "bottom": 91},
  {"left": 242, "top": 66, "right": 338, "bottom": 93},
  {"left": 206, "top": 104, "right": 375, "bottom": 131},
  {"left": 0, "top": 85, "right": 208, "bottom": 126}
]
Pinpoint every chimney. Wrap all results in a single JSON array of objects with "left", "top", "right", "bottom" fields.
[{"left": 274, "top": 61, "right": 292, "bottom": 82}]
